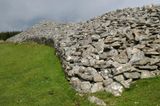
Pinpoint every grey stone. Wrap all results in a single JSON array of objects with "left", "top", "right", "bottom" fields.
[
  {"left": 120, "top": 79, "right": 132, "bottom": 88},
  {"left": 86, "top": 67, "right": 97, "bottom": 75},
  {"left": 129, "top": 49, "right": 145, "bottom": 63},
  {"left": 111, "top": 41, "right": 121, "bottom": 48},
  {"left": 66, "top": 55, "right": 74, "bottom": 62},
  {"left": 114, "top": 75, "right": 125, "bottom": 82},
  {"left": 114, "top": 64, "right": 133, "bottom": 75},
  {"left": 137, "top": 65, "right": 158, "bottom": 70},
  {"left": 88, "top": 96, "right": 106, "bottom": 106},
  {"left": 100, "top": 69, "right": 111, "bottom": 79},
  {"left": 104, "top": 37, "right": 118, "bottom": 44},
  {"left": 110, "top": 61, "right": 122, "bottom": 68},
  {"left": 70, "top": 77, "right": 81, "bottom": 91},
  {"left": 103, "top": 78, "right": 114, "bottom": 87},
  {"left": 145, "top": 51, "right": 160, "bottom": 55},
  {"left": 105, "top": 82, "right": 123, "bottom": 96},
  {"left": 95, "top": 28, "right": 105, "bottom": 34},
  {"left": 68, "top": 69, "right": 78, "bottom": 77},
  {"left": 91, "top": 34, "right": 100, "bottom": 41},
  {"left": 150, "top": 58, "right": 160, "bottom": 65},
  {"left": 89, "top": 57, "right": 96, "bottom": 66},
  {"left": 102, "top": 20, "right": 111, "bottom": 27},
  {"left": 91, "top": 82, "right": 104, "bottom": 93},
  {"left": 91, "top": 54, "right": 100, "bottom": 60},
  {"left": 78, "top": 66, "right": 86, "bottom": 73},
  {"left": 133, "top": 29, "right": 149, "bottom": 41},
  {"left": 141, "top": 71, "right": 155, "bottom": 79},
  {"left": 153, "top": 39, "right": 160, "bottom": 44},
  {"left": 133, "top": 57, "right": 150, "bottom": 65},
  {"left": 152, "top": 70, "right": 160, "bottom": 76},
  {"left": 126, "top": 33, "right": 134, "bottom": 41},
  {"left": 124, "top": 72, "right": 141, "bottom": 79},
  {"left": 126, "top": 47, "right": 133, "bottom": 59},
  {"left": 72, "top": 52, "right": 81, "bottom": 56},
  {"left": 134, "top": 44, "right": 146, "bottom": 49},
  {"left": 82, "top": 45, "right": 96, "bottom": 57},
  {"left": 93, "top": 74, "right": 104, "bottom": 82},
  {"left": 94, "top": 39, "right": 104, "bottom": 53},
  {"left": 100, "top": 32, "right": 109, "bottom": 38},
  {"left": 157, "top": 63, "right": 160, "bottom": 67},
  {"left": 107, "top": 49, "right": 118, "bottom": 56},
  {"left": 112, "top": 50, "right": 128, "bottom": 64},
  {"left": 81, "top": 36, "right": 92, "bottom": 45},
  {"left": 103, "top": 60, "right": 113, "bottom": 68},
  {"left": 81, "top": 58, "right": 90, "bottom": 66},
  {"left": 99, "top": 53, "right": 108, "bottom": 59},
  {"left": 96, "top": 60, "right": 105, "bottom": 65},
  {"left": 78, "top": 73, "right": 93, "bottom": 81},
  {"left": 80, "top": 81, "right": 92, "bottom": 93}
]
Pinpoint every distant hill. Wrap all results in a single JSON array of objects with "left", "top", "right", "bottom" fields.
[{"left": 0, "top": 31, "right": 21, "bottom": 40}]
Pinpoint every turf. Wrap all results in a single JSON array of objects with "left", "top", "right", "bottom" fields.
[
  {"left": 92, "top": 77, "right": 160, "bottom": 106},
  {"left": 0, "top": 42, "right": 160, "bottom": 106},
  {"left": 0, "top": 43, "right": 94, "bottom": 106}
]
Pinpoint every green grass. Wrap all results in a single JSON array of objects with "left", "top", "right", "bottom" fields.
[
  {"left": 92, "top": 77, "right": 160, "bottom": 106},
  {"left": 0, "top": 43, "right": 94, "bottom": 106},
  {"left": 0, "top": 42, "right": 160, "bottom": 106}
]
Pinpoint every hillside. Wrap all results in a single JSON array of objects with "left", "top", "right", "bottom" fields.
[
  {"left": 0, "top": 43, "right": 160, "bottom": 106},
  {"left": 7, "top": 5, "right": 160, "bottom": 97},
  {"left": 0, "top": 43, "right": 95, "bottom": 106}
]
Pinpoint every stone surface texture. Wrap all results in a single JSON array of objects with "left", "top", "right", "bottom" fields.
[
  {"left": 7, "top": 5, "right": 160, "bottom": 96},
  {"left": 88, "top": 96, "right": 107, "bottom": 106}
]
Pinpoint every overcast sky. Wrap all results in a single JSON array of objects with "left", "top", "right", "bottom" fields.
[{"left": 0, "top": 0, "right": 160, "bottom": 31}]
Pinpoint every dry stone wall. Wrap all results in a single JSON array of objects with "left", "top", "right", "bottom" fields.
[{"left": 7, "top": 5, "right": 160, "bottom": 96}]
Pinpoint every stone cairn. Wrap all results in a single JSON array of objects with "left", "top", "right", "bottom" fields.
[{"left": 7, "top": 5, "right": 160, "bottom": 96}]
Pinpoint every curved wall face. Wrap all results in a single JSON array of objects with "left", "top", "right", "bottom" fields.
[{"left": 7, "top": 5, "right": 160, "bottom": 96}]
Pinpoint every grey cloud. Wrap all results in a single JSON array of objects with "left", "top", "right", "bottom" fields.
[{"left": 0, "top": 0, "right": 159, "bottom": 31}]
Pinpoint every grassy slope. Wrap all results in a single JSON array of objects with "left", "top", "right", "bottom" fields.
[
  {"left": 0, "top": 43, "right": 94, "bottom": 106},
  {"left": 0, "top": 43, "right": 160, "bottom": 106},
  {"left": 93, "top": 77, "right": 160, "bottom": 106}
]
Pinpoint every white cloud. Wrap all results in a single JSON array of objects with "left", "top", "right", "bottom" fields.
[{"left": 0, "top": 0, "right": 159, "bottom": 31}]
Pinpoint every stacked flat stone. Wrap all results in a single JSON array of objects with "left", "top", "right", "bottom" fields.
[{"left": 7, "top": 5, "right": 160, "bottom": 96}]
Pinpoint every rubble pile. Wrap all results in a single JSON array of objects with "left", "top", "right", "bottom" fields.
[{"left": 8, "top": 5, "right": 160, "bottom": 96}]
